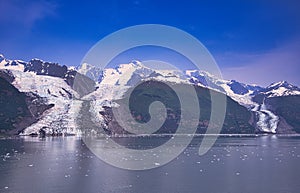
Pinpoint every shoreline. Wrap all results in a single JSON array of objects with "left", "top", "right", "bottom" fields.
[{"left": 2, "top": 133, "right": 300, "bottom": 140}]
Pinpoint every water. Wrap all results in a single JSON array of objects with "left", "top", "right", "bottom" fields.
[{"left": 0, "top": 135, "right": 300, "bottom": 193}]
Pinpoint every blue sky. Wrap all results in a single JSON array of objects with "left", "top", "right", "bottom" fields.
[{"left": 0, "top": 0, "right": 299, "bottom": 86}]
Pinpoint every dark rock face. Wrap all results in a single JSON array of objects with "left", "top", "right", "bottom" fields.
[
  {"left": 245, "top": 84, "right": 264, "bottom": 95},
  {"left": 229, "top": 80, "right": 249, "bottom": 95},
  {"left": 0, "top": 76, "right": 53, "bottom": 135},
  {"left": 186, "top": 71, "right": 208, "bottom": 86},
  {"left": 0, "top": 69, "right": 15, "bottom": 83},
  {"left": 25, "top": 59, "right": 68, "bottom": 78},
  {"left": 276, "top": 116, "right": 296, "bottom": 134},
  {"left": 98, "top": 81, "right": 255, "bottom": 135},
  {"left": 252, "top": 93, "right": 265, "bottom": 104},
  {"left": 25, "top": 92, "right": 54, "bottom": 118},
  {"left": 194, "top": 85, "right": 255, "bottom": 134},
  {"left": 265, "top": 96, "right": 300, "bottom": 133}
]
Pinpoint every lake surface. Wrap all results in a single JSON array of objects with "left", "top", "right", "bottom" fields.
[{"left": 0, "top": 135, "right": 300, "bottom": 193}]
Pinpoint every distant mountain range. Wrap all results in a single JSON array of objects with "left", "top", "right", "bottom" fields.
[{"left": 0, "top": 54, "right": 299, "bottom": 136}]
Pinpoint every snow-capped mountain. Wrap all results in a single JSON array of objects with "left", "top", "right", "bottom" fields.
[
  {"left": 81, "top": 61, "right": 190, "bottom": 104},
  {"left": 1, "top": 54, "right": 299, "bottom": 135},
  {"left": 82, "top": 61, "right": 268, "bottom": 107},
  {"left": 92, "top": 60, "right": 189, "bottom": 86},
  {"left": 261, "top": 81, "right": 300, "bottom": 98},
  {"left": 0, "top": 55, "right": 83, "bottom": 99},
  {"left": 185, "top": 70, "right": 263, "bottom": 94},
  {"left": 1, "top": 55, "right": 95, "bottom": 96},
  {"left": 80, "top": 61, "right": 299, "bottom": 134},
  {"left": 77, "top": 60, "right": 300, "bottom": 105},
  {"left": 81, "top": 61, "right": 267, "bottom": 104},
  {"left": 185, "top": 70, "right": 265, "bottom": 106}
]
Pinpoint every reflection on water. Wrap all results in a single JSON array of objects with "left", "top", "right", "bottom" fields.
[{"left": 0, "top": 135, "right": 300, "bottom": 193}]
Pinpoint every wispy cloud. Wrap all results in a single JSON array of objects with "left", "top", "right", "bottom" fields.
[
  {"left": 220, "top": 39, "right": 300, "bottom": 86},
  {"left": 0, "top": 0, "right": 58, "bottom": 28}
]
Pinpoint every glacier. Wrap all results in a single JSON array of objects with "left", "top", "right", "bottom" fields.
[{"left": 0, "top": 58, "right": 83, "bottom": 135}]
